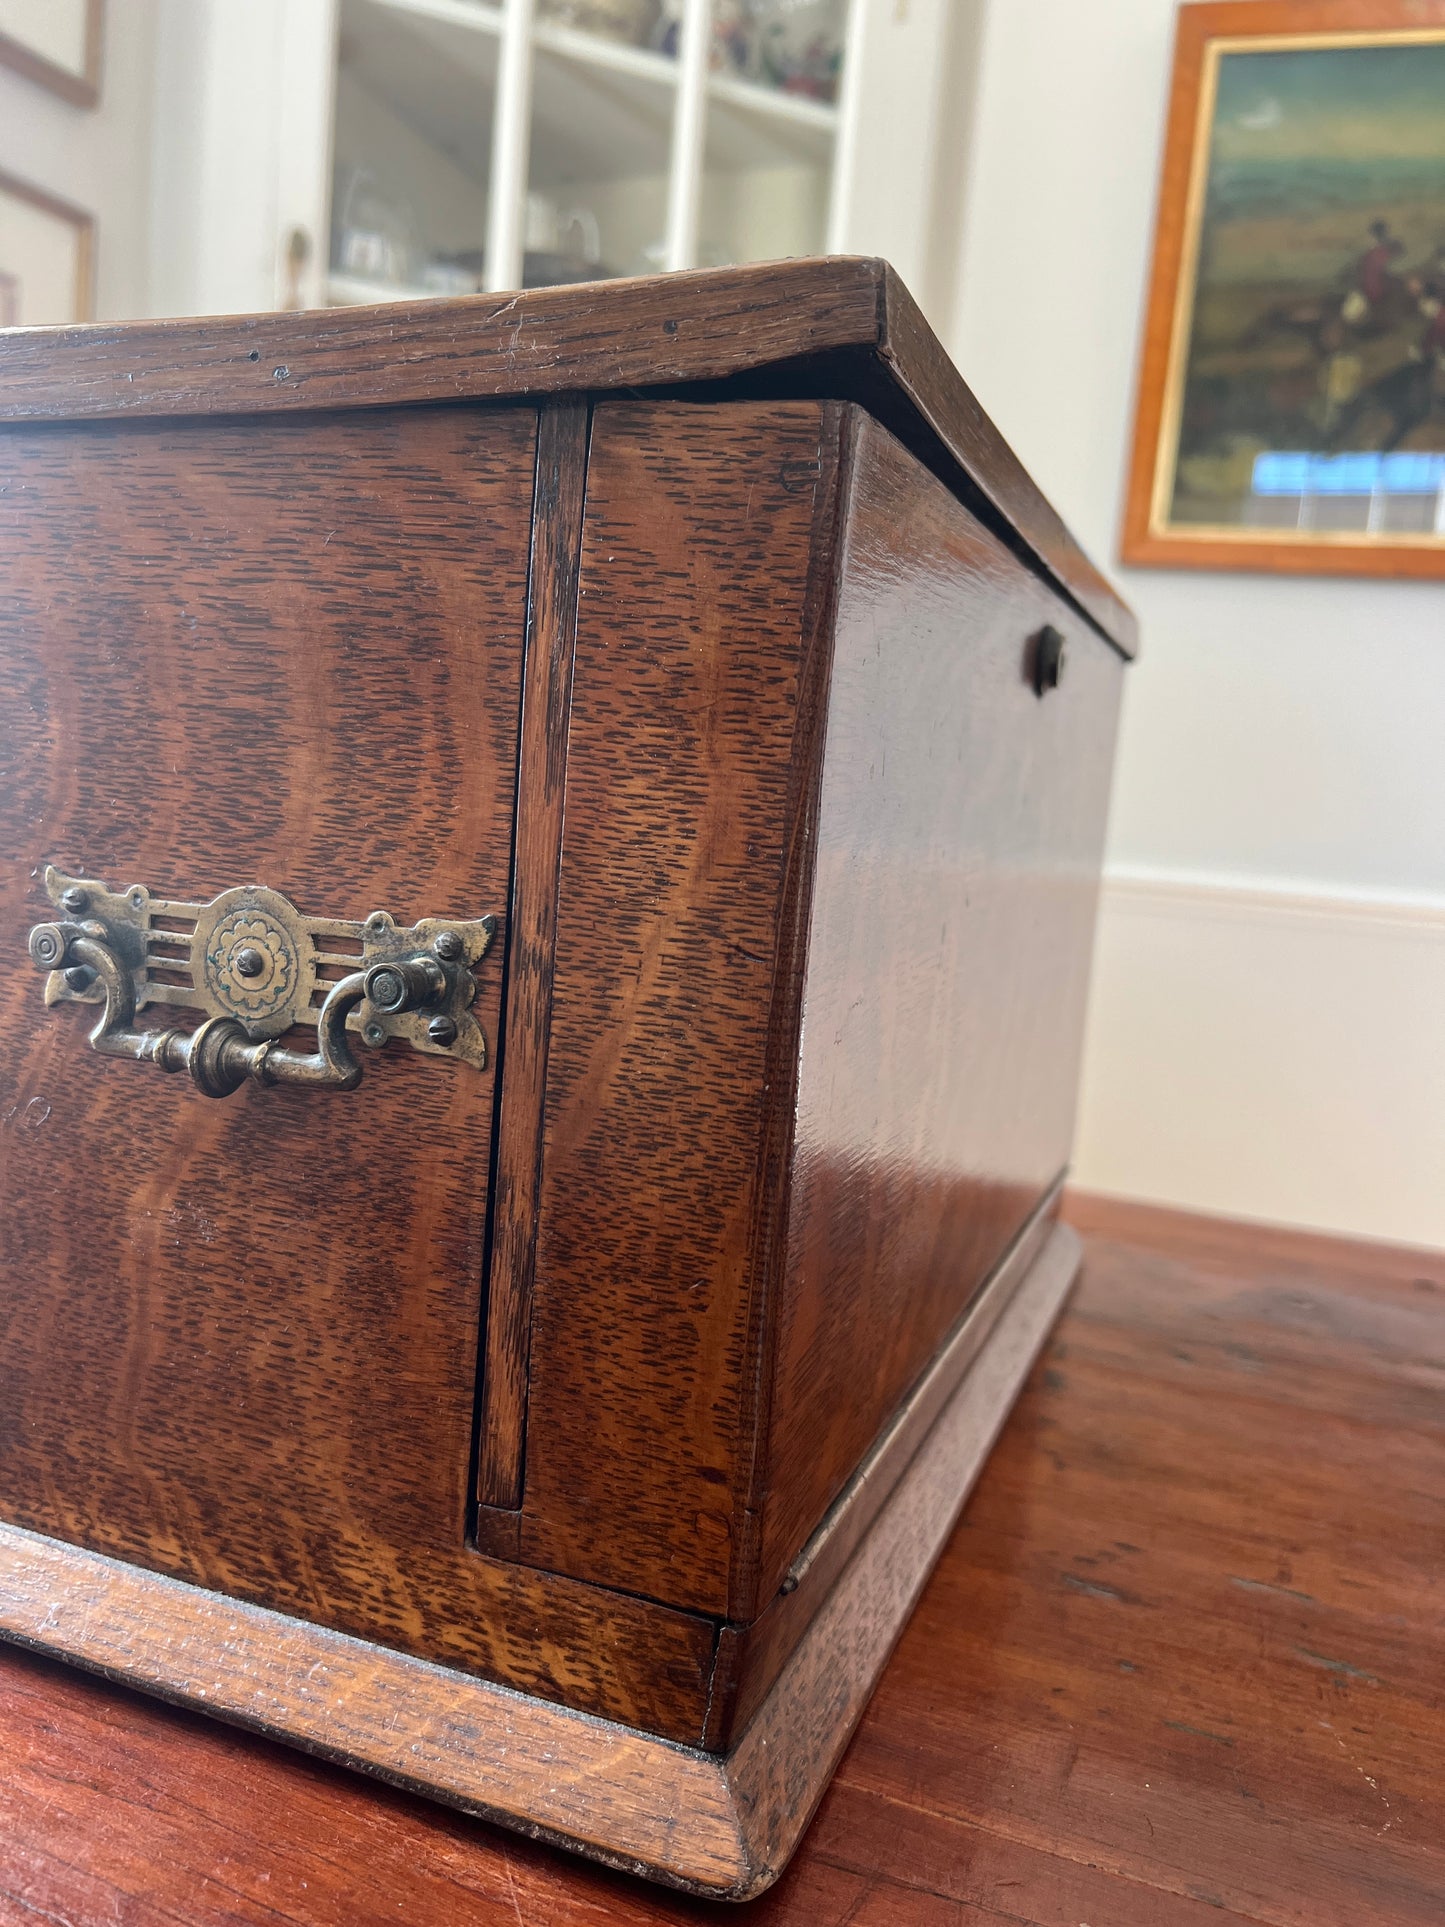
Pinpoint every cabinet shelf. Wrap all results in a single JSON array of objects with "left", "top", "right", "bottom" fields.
[
  {"left": 533, "top": 18, "right": 674, "bottom": 90},
  {"left": 707, "top": 72, "right": 837, "bottom": 136},
  {"left": 706, "top": 73, "right": 836, "bottom": 169},
  {"left": 326, "top": 266, "right": 629, "bottom": 305},
  {"left": 372, "top": 0, "right": 504, "bottom": 33},
  {"left": 327, "top": 273, "right": 440, "bottom": 305}
]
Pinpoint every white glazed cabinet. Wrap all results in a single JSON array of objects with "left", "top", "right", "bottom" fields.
[{"left": 146, "top": 0, "right": 958, "bottom": 320}]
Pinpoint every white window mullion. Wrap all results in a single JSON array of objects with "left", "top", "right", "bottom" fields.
[
  {"left": 485, "top": 0, "right": 537, "bottom": 292},
  {"left": 664, "top": 0, "right": 711, "bottom": 272}
]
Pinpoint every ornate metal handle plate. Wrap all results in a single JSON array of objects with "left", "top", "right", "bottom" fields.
[{"left": 28, "top": 867, "right": 496, "bottom": 1100}]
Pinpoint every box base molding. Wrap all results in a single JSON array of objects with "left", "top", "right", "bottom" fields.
[
  {"left": 0, "top": 1222, "right": 1080, "bottom": 1899},
  {"left": 709, "top": 1176, "right": 1065, "bottom": 1746}
]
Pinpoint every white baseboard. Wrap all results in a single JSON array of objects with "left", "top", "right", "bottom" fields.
[{"left": 1073, "top": 870, "right": 1445, "bottom": 1251}]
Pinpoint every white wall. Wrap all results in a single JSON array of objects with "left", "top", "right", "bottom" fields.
[
  {"left": 944, "top": 0, "right": 1445, "bottom": 1248},
  {"left": 0, "top": 0, "right": 157, "bottom": 320},
  {"left": 835, "top": 0, "right": 975, "bottom": 312},
  {"left": 0, "top": 0, "right": 333, "bottom": 321}
]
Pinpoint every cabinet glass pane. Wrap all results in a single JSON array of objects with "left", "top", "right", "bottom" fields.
[
  {"left": 525, "top": 40, "right": 676, "bottom": 285},
  {"left": 699, "top": 88, "right": 835, "bottom": 269},
  {"left": 330, "top": 0, "right": 498, "bottom": 304},
  {"left": 536, "top": 0, "right": 680, "bottom": 58},
  {"left": 711, "top": 0, "right": 845, "bottom": 105}
]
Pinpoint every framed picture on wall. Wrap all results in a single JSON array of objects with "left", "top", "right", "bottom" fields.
[
  {"left": 0, "top": 169, "right": 95, "bottom": 326},
  {"left": 0, "top": 0, "right": 103, "bottom": 109},
  {"left": 1123, "top": 0, "right": 1445, "bottom": 579}
]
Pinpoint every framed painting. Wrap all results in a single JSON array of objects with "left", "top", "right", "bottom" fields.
[
  {"left": 0, "top": 0, "right": 103, "bottom": 109},
  {"left": 0, "top": 169, "right": 95, "bottom": 326},
  {"left": 1123, "top": 0, "right": 1445, "bottom": 578}
]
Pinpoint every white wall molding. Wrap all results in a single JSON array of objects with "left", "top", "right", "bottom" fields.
[
  {"left": 1100, "top": 868, "right": 1445, "bottom": 934},
  {"left": 1073, "top": 872, "right": 1445, "bottom": 1250},
  {"left": 946, "top": 0, "right": 1445, "bottom": 1247}
]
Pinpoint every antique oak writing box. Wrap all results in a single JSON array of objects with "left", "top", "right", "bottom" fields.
[{"left": 0, "top": 260, "right": 1134, "bottom": 1898}]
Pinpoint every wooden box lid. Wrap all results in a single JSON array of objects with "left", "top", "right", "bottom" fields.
[{"left": 0, "top": 258, "right": 1136, "bottom": 659}]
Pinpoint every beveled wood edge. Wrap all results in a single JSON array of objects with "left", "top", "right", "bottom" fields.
[
  {"left": 0, "top": 256, "right": 1133, "bottom": 659},
  {"left": 0, "top": 1518, "right": 749, "bottom": 1891},
  {"left": 0, "top": 1223, "right": 1080, "bottom": 1900},
  {"left": 784, "top": 1176, "right": 1063, "bottom": 1595},
  {"left": 709, "top": 1177, "right": 1064, "bottom": 1744},
  {"left": 0, "top": 257, "right": 878, "bottom": 412},
  {"left": 722, "top": 1221, "right": 1080, "bottom": 1891},
  {"left": 475, "top": 395, "right": 591, "bottom": 1510},
  {"left": 877, "top": 268, "right": 1137, "bottom": 656},
  {"left": 726, "top": 399, "right": 860, "bottom": 1620}
]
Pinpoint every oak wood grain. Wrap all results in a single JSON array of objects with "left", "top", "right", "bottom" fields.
[
  {"left": 0, "top": 282, "right": 1136, "bottom": 1827},
  {"left": 0, "top": 1223, "right": 1080, "bottom": 1902},
  {"left": 1065, "top": 1185, "right": 1445, "bottom": 1280},
  {"left": 476, "top": 396, "right": 591, "bottom": 1511},
  {"left": 0, "top": 259, "right": 1135, "bottom": 655},
  {"left": 0, "top": 1203, "right": 1439, "bottom": 1922},
  {"left": 745, "top": 411, "right": 1125, "bottom": 1609},
  {"left": 715, "top": 1223, "right": 1083, "bottom": 1898},
  {"left": 501, "top": 402, "right": 1126, "bottom": 1640},
  {"left": 0, "top": 401, "right": 714, "bottom": 1741},
  {"left": 510, "top": 399, "right": 846, "bottom": 1616},
  {"left": 707, "top": 1183, "right": 1061, "bottom": 1748}
]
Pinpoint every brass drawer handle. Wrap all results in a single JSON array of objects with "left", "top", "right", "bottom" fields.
[{"left": 27, "top": 868, "right": 496, "bottom": 1100}]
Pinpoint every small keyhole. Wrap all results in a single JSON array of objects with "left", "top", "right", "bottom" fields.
[{"left": 1030, "top": 626, "right": 1066, "bottom": 697}]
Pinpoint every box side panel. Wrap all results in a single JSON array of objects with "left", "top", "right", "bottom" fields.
[
  {"left": 514, "top": 399, "right": 841, "bottom": 1616},
  {"left": 750, "top": 412, "right": 1125, "bottom": 1605},
  {"left": 0, "top": 404, "right": 715, "bottom": 1741}
]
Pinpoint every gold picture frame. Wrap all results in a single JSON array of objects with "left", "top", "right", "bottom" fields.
[
  {"left": 1123, "top": 0, "right": 1445, "bottom": 579},
  {"left": 0, "top": 0, "right": 104, "bottom": 109}
]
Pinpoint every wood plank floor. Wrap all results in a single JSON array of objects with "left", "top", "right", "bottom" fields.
[{"left": 0, "top": 1196, "right": 1441, "bottom": 1925}]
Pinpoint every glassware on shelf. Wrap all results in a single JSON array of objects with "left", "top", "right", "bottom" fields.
[
  {"left": 332, "top": 166, "right": 423, "bottom": 289},
  {"left": 420, "top": 252, "right": 486, "bottom": 296},
  {"left": 522, "top": 194, "right": 609, "bottom": 287},
  {"left": 651, "top": 0, "right": 684, "bottom": 58},
  {"left": 711, "top": 0, "right": 845, "bottom": 103},
  {"left": 524, "top": 32, "right": 670, "bottom": 289}
]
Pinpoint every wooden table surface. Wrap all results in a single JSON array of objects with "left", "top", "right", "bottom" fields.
[{"left": 1, "top": 1195, "right": 1441, "bottom": 1926}]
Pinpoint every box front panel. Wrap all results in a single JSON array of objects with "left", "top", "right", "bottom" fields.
[{"left": 0, "top": 405, "right": 541, "bottom": 1662}]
